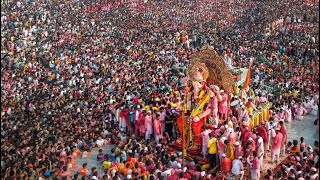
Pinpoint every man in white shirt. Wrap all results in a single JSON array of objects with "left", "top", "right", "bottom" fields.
[
  {"left": 161, "top": 164, "right": 173, "bottom": 178},
  {"left": 134, "top": 106, "right": 140, "bottom": 135},
  {"left": 231, "top": 156, "right": 244, "bottom": 180},
  {"left": 256, "top": 137, "right": 264, "bottom": 170},
  {"left": 96, "top": 137, "right": 104, "bottom": 147}
]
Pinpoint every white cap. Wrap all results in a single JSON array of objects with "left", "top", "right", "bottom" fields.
[
  {"left": 92, "top": 176, "right": 98, "bottom": 180},
  {"left": 201, "top": 171, "right": 205, "bottom": 176},
  {"left": 220, "top": 90, "right": 224, "bottom": 93},
  {"left": 111, "top": 169, "right": 116, "bottom": 176},
  {"left": 183, "top": 167, "right": 187, "bottom": 172},
  {"left": 127, "top": 174, "right": 132, "bottom": 179},
  {"left": 311, "top": 167, "right": 317, "bottom": 172},
  {"left": 248, "top": 137, "right": 253, "bottom": 141},
  {"left": 222, "top": 153, "right": 226, "bottom": 157},
  {"left": 309, "top": 148, "right": 314, "bottom": 153},
  {"left": 234, "top": 141, "right": 240, "bottom": 146},
  {"left": 147, "top": 110, "right": 151, "bottom": 113},
  {"left": 177, "top": 163, "right": 181, "bottom": 168},
  {"left": 238, "top": 156, "right": 243, "bottom": 159},
  {"left": 137, "top": 105, "right": 140, "bottom": 108}
]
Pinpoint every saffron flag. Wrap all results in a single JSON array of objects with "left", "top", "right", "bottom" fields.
[{"left": 242, "top": 66, "right": 251, "bottom": 89}]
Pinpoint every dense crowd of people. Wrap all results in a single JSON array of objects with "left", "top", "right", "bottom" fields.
[{"left": 1, "top": 0, "right": 319, "bottom": 179}]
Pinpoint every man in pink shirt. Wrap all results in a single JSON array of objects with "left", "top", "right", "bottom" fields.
[
  {"left": 145, "top": 111, "right": 153, "bottom": 141},
  {"left": 256, "top": 136, "right": 264, "bottom": 170},
  {"left": 279, "top": 121, "right": 288, "bottom": 155},
  {"left": 295, "top": 103, "right": 307, "bottom": 121},
  {"left": 271, "top": 128, "right": 283, "bottom": 163},
  {"left": 134, "top": 106, "right": 141, "bottom": 136},
  {"left": 250, "top": 151, "right": 260, "bottom": 180},
  {"left": 199, "top": 126, "right": 212, "bottom": 158},
  {"left": 234, "top": 141, "right": 243, "bottom": 159},
  {"left": 168, "top": 169, "right": 179, "bottom": 180},
  {"left": 217, "top": 136, "right": 227, "bottom": 162},
  {"left": 138, "top": 110, "right": 146, "bottom": 138},
  {"left": 228, "top": 130, "right": 238, "bottom": 144},
  {"left": 256, "top": 122, "right": 268, "bottom": 154},
  {"left": 153, "top": 113, "right": 163, "bottom": 144}
]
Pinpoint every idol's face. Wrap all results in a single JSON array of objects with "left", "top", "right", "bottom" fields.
[{"left": 193, "top": 70, "right": 204, "bottom": 83}]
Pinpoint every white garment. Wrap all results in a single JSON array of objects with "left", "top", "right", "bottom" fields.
[
  {"left": 119, "top": 117, "right": 127, "bottom": 129},
  {"left": 115, "top": 109, "right": 120, "bottom": 123},
  {"left": 310, "top": 104, "right": 318, "bottom": 116},
  {"left": 96, "top": 139, "right": 104, "bottom": 147},
  {"left": 231, "top": 159, "right": 244, "bottom": 175},
  {"left": 161, "top": 168, "right": 172, "bottom": 178},
  {"left": 257, "top": 141, "right": 264, "bottom": 170},
  {"left": 296, "top": 115, "right": 304, "bottom": 121}
]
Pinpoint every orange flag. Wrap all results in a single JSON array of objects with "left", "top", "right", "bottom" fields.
[{"left": 242, "top": 66, "right": 251, "bottom": 89}]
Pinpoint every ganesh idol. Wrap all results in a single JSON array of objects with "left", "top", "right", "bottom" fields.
[{"left": 172, "top": 45, "right": 234, "bottom": 155}]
